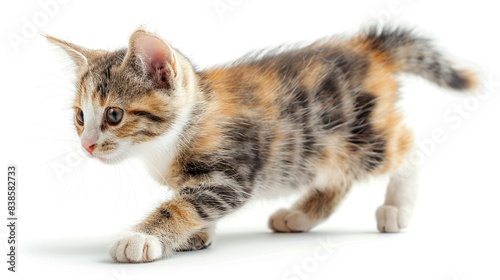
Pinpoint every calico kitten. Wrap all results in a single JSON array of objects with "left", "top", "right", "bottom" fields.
[{"left": 47, "top": 26, "right": 476, "bottom": 263}]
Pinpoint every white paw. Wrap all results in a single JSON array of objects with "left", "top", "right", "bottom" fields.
[
  {"left": 110, "top": 232, "right": 163, "bottom": 263},
  {"left": 269, "top": 208, "right": 315, "bottom": 233},
  {"left": 376, "top": 205, "right": 411, "bottom": 233}
]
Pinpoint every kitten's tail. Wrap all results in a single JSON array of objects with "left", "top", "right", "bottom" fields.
[{"left": 356, "top": 26, "right": 477, "bottom": 91}]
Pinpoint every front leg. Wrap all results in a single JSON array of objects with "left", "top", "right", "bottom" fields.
[{"left": 110, "top": 184, "right": 249, "bottom": 263}]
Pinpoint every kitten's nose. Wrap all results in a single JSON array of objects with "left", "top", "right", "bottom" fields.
[{"left": 82, "top": 141, "right": 97, "bottom": 155}]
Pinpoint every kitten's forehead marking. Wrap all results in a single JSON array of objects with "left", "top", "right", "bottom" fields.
[
  {"left": 83, "top": 70, "right": 100, "bottom": 106},
  {"left": 95, "top": 64, "right": 112, "bottom": 105},
  {"left": 83, "top": 65, "right": 110, "bottom": 108},
  {"left": 95, "top": 50, "right": 126, "bottom": 100}
]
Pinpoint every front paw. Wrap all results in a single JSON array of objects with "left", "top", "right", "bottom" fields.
[{"left": 110, "top": 232, "right": 164, "bottom": 263}]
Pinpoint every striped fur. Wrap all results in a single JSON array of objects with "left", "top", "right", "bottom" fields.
[{"left": 48, "top": 26, "right": 476, "bottom": 262}]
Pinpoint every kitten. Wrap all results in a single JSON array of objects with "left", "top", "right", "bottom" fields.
[{"left": 47, "top": 26, "right": 476, "bottom": 263}]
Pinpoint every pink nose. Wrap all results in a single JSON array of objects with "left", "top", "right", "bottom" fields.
[{"left": 83, "top": 142, "right": 96, "bottom": 155}]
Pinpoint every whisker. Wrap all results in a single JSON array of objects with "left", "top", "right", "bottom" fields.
[{"left": 38, "top": 147, "right": 83, "bottom": 167}]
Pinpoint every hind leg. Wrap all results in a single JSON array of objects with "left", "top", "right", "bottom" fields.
[
  {"left": 269, "top": 183, "right": 351, "bottom": 233},
  {"left": 376, "top": 160, "right": 418, "bottom": 233}
]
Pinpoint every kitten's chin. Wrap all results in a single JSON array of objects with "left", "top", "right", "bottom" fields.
[
  {"left": 89, "top": 152, "right": 127, "bottom": 165},
  {"left": 95, "top": 154, "right": 127, "bottom": 165}
]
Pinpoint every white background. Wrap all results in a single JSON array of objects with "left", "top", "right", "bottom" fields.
[{"left": 1, "top": 0, "right": 500, "bottom": 279}]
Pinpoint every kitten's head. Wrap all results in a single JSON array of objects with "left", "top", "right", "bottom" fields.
[{"left": 48, "top": 30, "right": 196, "bottom": 163}]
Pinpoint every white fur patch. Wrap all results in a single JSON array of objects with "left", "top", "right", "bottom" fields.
[
  {"left": 376, "top": 205, "right": 411, "bottom": 233},
  {"left": 376, "top": 156, "right": 418, "bottom": 233},
  {"left": 80, "top": 80, "right": 104, "bottom": 146},
  {"left": 135, "top": 88, "right": 196, "bottom": 185},
  {"left": 109, "top": 232, "right": 164, "bottom": 263}
]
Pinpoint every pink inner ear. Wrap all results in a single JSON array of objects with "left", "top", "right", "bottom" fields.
[{"left": 133, "top": 33, "right": 174, "bottom": 88}]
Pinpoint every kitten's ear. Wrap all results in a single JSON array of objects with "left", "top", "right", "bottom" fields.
[
  {"left": 124, "top": 30, "right": 177, "bottom": 89},
  {"left": 45, "top": 35, "right": 91, "bottom": 71}
]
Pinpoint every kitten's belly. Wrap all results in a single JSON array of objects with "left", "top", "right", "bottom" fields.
[{"left": 252, "top": 161, "right": 348, "bottom": 199}]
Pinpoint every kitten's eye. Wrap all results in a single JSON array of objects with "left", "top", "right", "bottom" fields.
[
  {"left": 76, "top": 108, "right": 84, "bottom": 125},
  {"left": 105, "top": 107, "right": 124, "bottom": 125}
]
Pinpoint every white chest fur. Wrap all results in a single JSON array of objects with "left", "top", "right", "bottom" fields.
[{"left": 137, "top": 93, "right": 196, "bottom": 185}]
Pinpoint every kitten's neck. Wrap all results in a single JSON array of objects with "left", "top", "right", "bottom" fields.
[{"left": 138, "top": 53, "right": 201, "bottom": 185}]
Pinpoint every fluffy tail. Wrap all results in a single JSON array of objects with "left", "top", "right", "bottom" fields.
[{"left": 358, "top": 26, "right": 477, "bottom": 91}]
